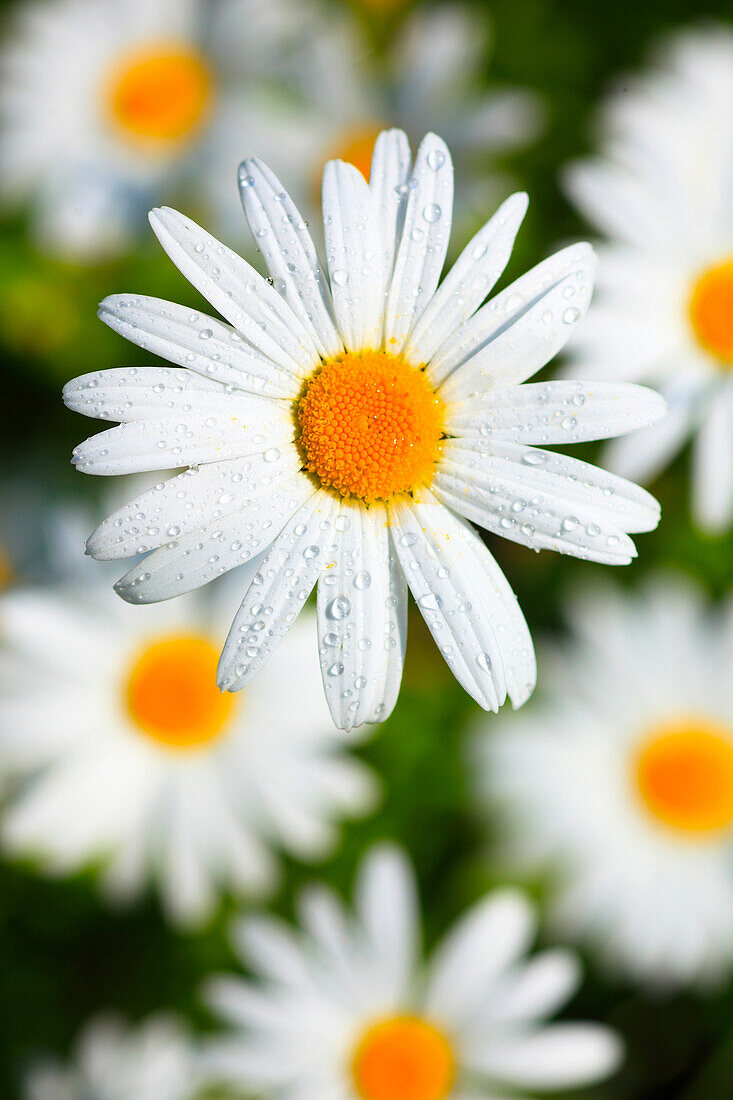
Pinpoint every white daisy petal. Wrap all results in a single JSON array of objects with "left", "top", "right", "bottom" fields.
[
  {"left": 24, "top": 1015, "right": 195, "bottom": 1100},
  {"left": 433, "top": 467, "right": 634, "bottom": 565},
  {"left": 71, "top": 407, "right": 294, "bottom": 476},
  {"left": 369, "top": 128, "right": 411, "bottom": 283},
  {"left": 316, "top": 500, "right": 406, "bottom": 731},
  {"left": 565, "top": 158, "right": 672, "bottom": 252},
  {"left": 203, "top": 843, "right": 619, "bottom": 1100},
  {"left": 64, "top": 125, "right": 660, "bottom": 727},
  {"left": 233, "top": 914, "right": 313, "bottom": 986},
  {"left": 356, "top": 845, "right": 419, "bottom": 1001},
  {"left": 491, "top": 950, "right": 582, "bottom": 1025},
  {"left": 238, "top": 157, "right": 343, "bottom": 359},
  {"left": 561, "top": 32, "right": 733, "bottom": 522},
  {"left": 149, "top": 207, "right": 319, "bottom": 376},
  {"left": 437, "top": 253, "right": 597, "bottom": 400},
  {"left": 114, "top": 476, "right": 311, "bottom": 603},
  {"left": 477, "top": 578, "right": 733, "bottom": 987},
  {"left": 428, "top": 243, "right": 595, "bottom": 388},
  {"left": 98, "top": 295, "right": 299, "bottom": 399},
  {"left": 86, "top": 450, "right": 301, "bottom": 560},
  {"left": 446, "top": 380, "right": 667, "bottom": 445},
  {"left": 63, "top": 367, "right": 226, "bottom": 423},
  {"left": 692, "top": 384, "right": 733, "bottom": 532},
  {"left": 603, "top": 382, "right": 697, "bottom": 483},
  {"left": 426, "top": 890, "right": 535, "bottom": 1022},
  {"left": 466, "top": 1024, "right": 623, "bottom": 1090},
  {"left": 405, "top": 191, "right": 529, "bottom": 366},
  {"left": 218, "top": 491, "right": 338, "bottom": 691},
  {"left": 205, "top": 976, "right": 293, "bottom": 1032},
  {"left": 298, "top": 884, "right": 354, "bottom": 972},
  {"left": 384, "top": 133, "right": 454, "bottom": 354},
  {"left": 322, "top": 160, "right": 384, "bottom": 350},
  {"left": 435, "top": 440, "right": 659, "bottom": 563},
  {"left": 390, "top": 490, "right": 536, "bottom": 710}
]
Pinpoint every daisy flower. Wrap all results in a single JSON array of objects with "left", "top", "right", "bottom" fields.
[
  {"left": 202, "top": 844, "right": 622, "bottom": 1100},
  {"left": 564, "top": 28, "right": 733, "bottom": 530},
  {"left": 0, "top": 578, "right": 376, "bottom": 927},
  {"left": 206, "top": 3, "right": 543, "bottom": 241},
  {"left": 476, "top": 578, "right": 733, "bottom": 987},
  {"left": 0, "top": 0, "right": 300, "bottom": 258},
  {"left": 24, "top": 1014, "right": 197, "bottom": 1100},
  {"left": 64, "top": 128, "right": 666, "bottom": 730}
]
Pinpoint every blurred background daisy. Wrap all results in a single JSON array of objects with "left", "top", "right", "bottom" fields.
[
  {"left": 0, "top": 573, "right": 377, "bottom": 927},
  {"left": 1, "top": 1, "right": 732, "bottom": 1098},
  {"left": 475, "top": 578, "right": 733, "bottom": 988},
  {"left": 563, "top": 28, "right": 733, "bottom": 532}
]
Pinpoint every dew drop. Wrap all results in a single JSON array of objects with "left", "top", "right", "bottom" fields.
[{"left": 327, "top": 596, "right": 351, "bottom": 620}]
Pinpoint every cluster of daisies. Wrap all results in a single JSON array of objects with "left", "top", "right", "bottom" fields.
[
  {"left": 0, "top": 0, "right": 539, "bottom": 258},
  {"left": 0, "top": 2, "right": 732, "bottom": 1097}
]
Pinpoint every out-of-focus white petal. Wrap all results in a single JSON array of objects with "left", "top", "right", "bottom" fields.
[
  {"left": 489, "top": 949, "right": 582, "bottom": 1026},
  {"left": 232, "top": 914, "right": 312, "bottom": 986},
  {"left": 692, "top": 383, "right": 733, "bottom": 532},
  {"left": 604, "top": 380, "right": 697, "bottom": 484},
  {"left": 465, "top": 1023, "right": 623, "bottom": 1091},
  {"left": 426, "top": 890, "right": 535, "bottom": 1022},
  {"left": 356, "top": 845, "right": 419, "bottom": 1003}
]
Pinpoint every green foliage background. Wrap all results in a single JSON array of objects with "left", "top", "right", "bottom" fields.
[{"left": 0, "top": 0, "right": 732, "bottom": 1097}]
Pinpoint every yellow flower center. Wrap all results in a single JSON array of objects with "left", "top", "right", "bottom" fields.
[
  {"left": 634, "top": 717, "right": 733, "bottom": 834},
  {"left": 332, "top": 125, "right": 383, "bottom": 182},
  {"left": 297, "top": 351, "right": 444, "bottom": 502},
  {"left": 125, "top": 634, "right": 235, "bottom": 750},
  {"left": 688, "top": 259, "right": 733, "bottom": 365},
  {"left": 106, "top": 42, "right": 212, "bottom": 147},
  {"left": 352, "top": 1016, "right": 456, "bottom": 1100}
]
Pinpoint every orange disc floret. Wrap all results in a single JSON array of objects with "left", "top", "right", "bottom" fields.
[
  {"left": 331, "top": 125, "right": 382, "bottom": 182},
  {"left": 126, "top": 633, "right": 235, "bottom": 750},
  {"left": 352, "top": 1015, "right": 455, "bottom": 1100},
  {"left": 297, "top": 351, "right": 445, "bottom": 502},
  {"left": 107, "top": 42, "right": 212, "bottom": 146},
  {"left": 689, "top": 258, "right": 733, "bottom": 365},
  {"left": 635, "top": 717, "right": 733, "bottom": 835}
]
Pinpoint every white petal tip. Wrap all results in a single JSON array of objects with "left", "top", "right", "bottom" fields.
[{"left": 508, "top": 190, "right": 530, "bottom": 213}]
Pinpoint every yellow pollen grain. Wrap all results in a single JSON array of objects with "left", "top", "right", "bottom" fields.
[
  {"left": 688, "top": 258, "right": 733, "bottom": 365},
  {"left": 125, "top": 633, "right": 235, "bottom": 750},
  {"left": 296, "top": 350, "right": 444, "bottom": 503},
  {"left": 634, "top": 716, "right": 733, "bottom": 835},
  {"left": 352, "top": 1016, "right": 456, "bottom": 1100},
  {"left": 107, "top": 41, "right": 212, "bottom": 146}
]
